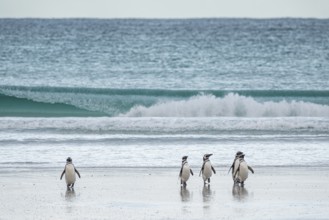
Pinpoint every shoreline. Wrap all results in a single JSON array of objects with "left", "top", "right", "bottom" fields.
[{"left": 1, "top": 167, "right": 328, "bottom": 219}]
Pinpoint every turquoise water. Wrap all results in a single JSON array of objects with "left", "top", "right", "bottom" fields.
[
  {"left": 1, "top": 87, "right": 329, "bottom": 116},
  {"left": 0, "top": 19, "right": 328, "bottom": 168}
]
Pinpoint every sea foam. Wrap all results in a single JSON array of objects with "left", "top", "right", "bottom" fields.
[{"left": 122, "top": 93, "right": 329, "bottom": 117}]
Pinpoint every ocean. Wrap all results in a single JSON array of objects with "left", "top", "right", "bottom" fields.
[{"left": 0, "top": 18, "right": 328, "bottom": 169}]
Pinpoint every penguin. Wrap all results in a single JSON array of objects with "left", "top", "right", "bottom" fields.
[
  {"left": 60, "top": 157, "right": 81, "bottom": 190},
  {"left": 199, "top": 154, "right": 216, "bottom": 185},
  {"left": 228, "top": 151, "right": 244, "bottom": 177},
  {"left": 232, "top": 152, "right": 254, "bottom": 187},
  {"left": 179, "top": 156, "right": 194, "bottom": 187}
]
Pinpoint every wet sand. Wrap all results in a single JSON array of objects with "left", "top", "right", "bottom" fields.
[{"left": 0, "top": 167, "right": 328, "bottom": 220}]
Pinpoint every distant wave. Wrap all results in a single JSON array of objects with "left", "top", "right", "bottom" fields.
[
  {"left": 0, "top": 93, "right": 104, "bottom": 117},
  {"left": 0, "top": 85, "right": 329, "bottom": 117},
  {"left": 1, "top": 85, "right": 329, "bottom": 98}
]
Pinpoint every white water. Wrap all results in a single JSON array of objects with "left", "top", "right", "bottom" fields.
[
  {"left": 2, "top": 87, "right": 329, "bottom": 117},
  {"left": 0, "top": 117, "right": 328, "bottom": 133},
  {"left": 0, "top": 117, "right": 328, "bottom": 168},
  {"left": 123, "top": 94, "right": 329, "bottom": 117}
]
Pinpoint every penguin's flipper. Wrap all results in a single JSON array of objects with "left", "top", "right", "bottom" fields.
[
  {"left": 227, "top": 164, "right": 233, "bottom": 174},
  {"left": 248, "top": 166, "right": 254, "bottom": 174},
  {"left": 190, "top": 169, "right": 194, "bottom": 176},
  {"left": 199, "top": 163, "right": 205, "bottom": 176},
  {"left": 230, "top": 159, "right": 237, "bottom": 174},
  {"left": 211, "top": 166, "right": 216, "bottom": 174},
  {"left": 60, "top": 168, "right": 65, "bottom": 180},
  {"left": 233, "top": 163, "right": 241, "bottom": 179},
  {"left": 75, "top": 167, "right": 81, "bottom": 178},
  {"left": 179, "top": 166, "right": 183, "bottom": 177}
]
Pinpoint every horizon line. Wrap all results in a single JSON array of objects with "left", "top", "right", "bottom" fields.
[{"left": 1, "top": 16, "right": 329, "bottom": 20}]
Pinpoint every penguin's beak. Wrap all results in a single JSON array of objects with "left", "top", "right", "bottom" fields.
[{"left": 206, "top": 154, "right": 213, "bottom": 158}]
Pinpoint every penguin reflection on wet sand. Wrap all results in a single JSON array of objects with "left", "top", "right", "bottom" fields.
[
  {"left": 199, "top": 154, "right": 216, "bottom": 185},
  {"left": 179, "top": 156, "right": 194, "bottom": 187},
  {"left": 65, "top": 188, "right": 76, "bottom": 201},
  {"left": 232, "top": 184, "right": 248, "bottom": 200},
  {"left": 231, "top": 151, "right": 254, "bottom": 187},
  {"left": 202, "top": 184, "right": 213, "bottom": 203},
  {"left": 60, "top": 157, "right": 81, "bottom": 190},
  {"left": 180, "top": 187, "right": 191, "bottom": 202}
]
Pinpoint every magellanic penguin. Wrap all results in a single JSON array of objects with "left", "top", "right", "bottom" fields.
[
  {"left": 179, "top": 156, "right": 194, "bottom": 187},
  {"left": 199, "top": 154, "right": 216, "bottom": 185},
  {"left": 228, "top": 151, "right": 244, "bottom": 177},
  {"left": 232, "top": 152, "right": 254, "bottom": 187},
  {"left": 60, "top": 157, "right": 81, "bottom": 190}
]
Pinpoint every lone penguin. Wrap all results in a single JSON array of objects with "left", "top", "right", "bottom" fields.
[
  {"left": 199, "top": 154, "right": 216, "bottom": 185},
  {"left": 232, "top": 152, "right": 254, "bottom": 187},
  {"left": 60, "top": 157, "right": 81, "bottom": 190},
  {"left": 179, "top": 156, "right": 194, "bottom": 187}
]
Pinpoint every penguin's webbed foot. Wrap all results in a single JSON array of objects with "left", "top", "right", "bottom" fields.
[{"left": 234, "top": 178, "right": 240, "bottom": 184}]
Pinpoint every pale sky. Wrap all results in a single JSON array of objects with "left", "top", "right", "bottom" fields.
[{"left": 0, "top": 0, "right": 328, "bottom": 18}]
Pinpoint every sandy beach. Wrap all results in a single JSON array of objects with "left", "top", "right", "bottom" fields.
[
  {"left": 1, "top": 17, "right": 329, "bottom": 220},
  {"left": 0, "top": 167, "right": 328, "bottom": 220}
]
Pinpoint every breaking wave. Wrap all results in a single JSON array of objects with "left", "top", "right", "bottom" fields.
[{"left": 0, "top": 85, "right": 328, "bottom": 117}]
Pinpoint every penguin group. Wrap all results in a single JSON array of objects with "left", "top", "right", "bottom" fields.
[
  {"left": 229, "top": 151, "right": 254, "bottom": 187},
  {"left": 179, "top": 152, "right": 254, "bottom": 187},
  {"left": 60, "top": 152, "right": 254, "bottom": 189}
]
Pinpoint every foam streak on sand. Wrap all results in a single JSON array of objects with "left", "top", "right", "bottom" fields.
[{"left": 0, "top": 167, "right": 328, "bottom": 220}]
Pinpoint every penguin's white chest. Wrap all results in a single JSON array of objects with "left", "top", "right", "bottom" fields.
[
  {"left": 202, "top": 162, "right": 212, "bottom": 180},
  {"left": 238, "top": 161, "right": 249, "bottom": 182},
  {"left": 65, "top": 164, "right": 76, "bottom": 185},
  {"left": 181, "top": 164, "right": 191, "bottom": 182}
]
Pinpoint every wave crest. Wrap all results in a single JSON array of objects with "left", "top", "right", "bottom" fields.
[
  {"left": 1, "top": 85, "right": 329, "bottom": 117},
  {"left": 122, "top": 93, "right": 329, "bottom": 117}
]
